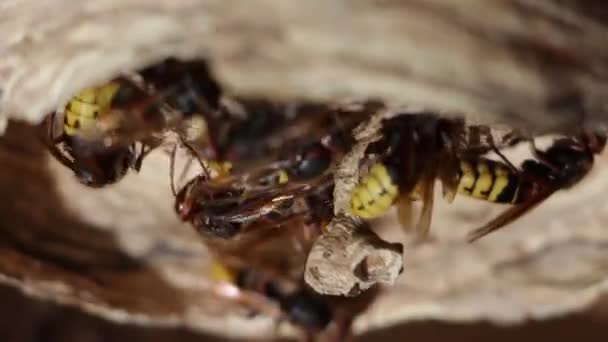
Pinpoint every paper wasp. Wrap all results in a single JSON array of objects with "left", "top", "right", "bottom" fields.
[
  {"left": 173, "top": 101, "right": 378, "bottom": 239},
  {"left": 349, "top": 113, "right": 605, "bottom": 241},
  {"left": 173, "top": 140, "right": 338, "bottom": 239},
  {"left": 41, "top": 58, "right": 221, "bottom": 187},
  {"left": 466, "top": 131, "right": 605, "bottom": 241}
]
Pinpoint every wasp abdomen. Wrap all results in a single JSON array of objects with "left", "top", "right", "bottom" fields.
[
  {"left": 350, "top": 163, "right": 399, "bottom": 218},
  {"left": 457, "top": 159, "right": 520, "bottom": 204},
  {"left": 63, "top": 82, "right": 121, "bottom": 136}
]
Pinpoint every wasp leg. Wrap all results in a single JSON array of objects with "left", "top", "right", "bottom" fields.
[
  {"left": 133, "top": 143, "right": 154, "bottom": 172},
  {"left": 169, "top": 144, "right": 178, "bottom": 196},
  {"left": 45, "top": 143, "right": 76, "bottom": 171},
  {"left": 47, "top": 111, "right": 66, "bottom": 144},
  {"left": 40, "top": 114, "right": 79, "bottom": 172},
  {"left": 396, "top": 195, "right": 414, "bottom": 234},
  {"left": 178, "top": 155, "right": 194, "bottom": 184},
  {"left": 466, "top": 191, "right": 552, "bottom": 242},
  {"left": 413, "top": 175, "right": 435, "bottom": 241},
  {"left": 528, "top": 138, "right": 565, "bottom": 174},
  {"left": 180, "top": 137, "right": 212, "bottom": 180},
  {"left": 490, "top": 140, "right": 518, "bottom": 173},
  {"left": 438, "top": 155, "right": 460, "bottom": 203}
]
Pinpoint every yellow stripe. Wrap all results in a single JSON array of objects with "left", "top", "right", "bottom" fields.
[
  {"left": 69, "top": 100, "right": 99, "bottom": 118},
  {"left": 351, "top": 163, "right": 401, "bottom": 218},
  {"left": 74, "top": 87, "right": 97, "bottom": 103},
  {"left": 364, "top": 200, "right": 388, "bottom": 217},
  {"left": 457, "top": 160, "right": 475, "bottom": 195},
  {"left": 365, "top": 172, "right": 398, "bottom": 215},
  {"left": 210, "top": 262, "right": 237, "bottom": 283},
  {"left": 471, "top": 162, "right": 492, "bottom": 199},
  {"left": 64, "top": 110, "right": 80, "bottom": 127},
  {"left": 65, "top": 109, "right": 96, "bottom": 130},
  {"left": 96, "top": 82, "right": 121, "bottom": 110},
  {"left": 351, "top": 187, "right": 375, "bottom": 218},
  {"left": 372, "top": 193, "right": 396, "bottom": 213},
  {"left": 277, "top": 169, "right": 289, "bottom": 184},
  {"left": 351, "top": 195, "right": 364, "bottom": 212},
  {"left": 203, "top": 160, "right": 234, "bottom": 179},
  {"left": 488, "top": 165, "right": 509, "bottom": 202},
  {"left": 352, "top": 181, "right": 396, "bottom": 218},
  {"left": 371, "top": 164, "right": 398, "bottom": 196},
  {"left": 64, "top": 125, "right": 77, "bottom": 136},
  {"left": 355, "top": 186, "right": 374, "bottom": 210},
  {"left": 364, "top": 176, "right": 385, "bottom": 199}
]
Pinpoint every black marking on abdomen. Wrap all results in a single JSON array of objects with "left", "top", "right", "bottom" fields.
[{"left": 496, "top": 173, "right": 520, "bottom": 203}]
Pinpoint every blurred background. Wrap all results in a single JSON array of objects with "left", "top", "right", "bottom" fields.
[{"left": 2, "top": 284, "right": 608, "bottom": 342}]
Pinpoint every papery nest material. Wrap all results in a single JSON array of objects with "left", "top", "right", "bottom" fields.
[{"left": 305, "top": 107, "right": 413, "bottom": 296}]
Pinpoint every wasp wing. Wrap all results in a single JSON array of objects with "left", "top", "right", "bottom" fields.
[
  {"left": 466, "top": 190, "right": 554, "bottom": 242},
  {"left": 412, "top": 175, "right": 436, "bottom": 240},
  {"left": 396, "top": 195, "right": 414, "bottom": 233}
]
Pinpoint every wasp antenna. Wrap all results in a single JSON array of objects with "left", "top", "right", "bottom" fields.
[
  {"left": 41, "top": 113, "right": 77, "bottom": 171},
  {"left": 177, "top": 155, "right": 194, "bottom": 185},
  {"left": 133, "top": 143, "right": 153, "bottom": 172},
  {"left": 46, "top": 111, "right": 67, "bottom": 144},
  {"left": 490, "top": 141, "right": 518, "bottom": 173},
  {"left": 179, "top": 137, "right": 211, "bottom": 179},
  {"left": 48, "top": 111, "right": 57, "bottom": 141}
]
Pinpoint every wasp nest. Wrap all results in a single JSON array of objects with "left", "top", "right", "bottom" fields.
[{"left": 2, "top": 0, "right": 608, "bottom": 341}]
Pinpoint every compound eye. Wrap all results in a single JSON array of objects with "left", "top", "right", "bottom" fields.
[{"left": 291, "top": 143, "right": 331, "bottom": 180}]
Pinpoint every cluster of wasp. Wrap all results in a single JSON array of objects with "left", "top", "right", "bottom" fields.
[{"left": 39, "top": 58, "right": 606, "bottom": 341}]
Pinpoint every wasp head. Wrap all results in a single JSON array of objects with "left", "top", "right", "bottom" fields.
[
  {"left": 71, "top": 145, "right": 137, "bottom": 188},
  {"left": 542, "top": 132, "right": 605, "bottom": 188}
]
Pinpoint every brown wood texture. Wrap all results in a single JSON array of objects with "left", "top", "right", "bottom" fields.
[{"left": 1, "top": 0, "right": 608, "bottom": 340}]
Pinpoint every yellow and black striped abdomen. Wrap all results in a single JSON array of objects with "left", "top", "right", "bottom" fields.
[
  {"left": 457, "top": 159, "right": 520, "bottom": 204},
  {"left": 350, "top": 163, "right": 399, "bottom": 218},
  {"left": 63, "top": 82, "right": 121, "bottom": 136}
]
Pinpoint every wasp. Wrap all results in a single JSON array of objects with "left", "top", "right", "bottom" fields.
[
  {"left": 174, "top": 140, "right": 337, "bottom": 239},
  {"left": 205, "top": 203, "right": 371, "bottom": 342},
  {"left": 349, "top": 113, "right": 605, "bottom": 241},
  {"left": 207, "top": 229, "right": 368, "bottom": 342},
  {"left": 210, "top": 261, "right": 333, "bottom": 335},
  {"left": 465, "top": 131, "right": 606, "bottom": 241},
  {"left": 42, "top": 79, "right": 156, "bottom": 187},
  {"left": 42, "top": 58, "right": 221, "bottom": 187},
  {"left": 214, "top": 98, "right": 372, "bottom": 164},
  {"left": 173, "top": 101, "right": 376, "bottom": 239}
]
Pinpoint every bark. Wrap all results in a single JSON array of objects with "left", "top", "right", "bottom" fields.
[{"left": 1, "top": 0, "right": 608, "bottom": 340}]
